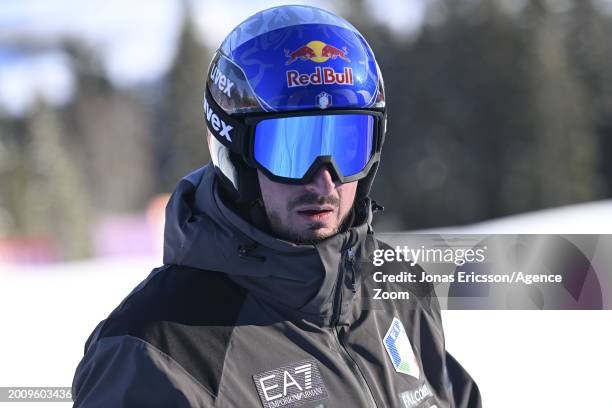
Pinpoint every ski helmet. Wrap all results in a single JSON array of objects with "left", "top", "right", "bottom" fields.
[{"left": 204, "top": 5, "right": 386, "bottom": 206}]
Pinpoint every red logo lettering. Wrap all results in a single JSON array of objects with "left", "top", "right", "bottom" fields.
[{"left": 286, "top": 67, "right": 353, "bottom": 88}]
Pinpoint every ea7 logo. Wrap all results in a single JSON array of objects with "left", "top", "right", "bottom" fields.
[
  {"left": 209, "top": 63, "right": 234, "bottom": 97},
  {"left": 259, "top": 363, "right": 311, "bottom": 401},
  {"left": 204, "top": 98, "right": 233, "bottom": 142},
  {"left": 253, "top": 359, "right": 328, "bottom": 408}
]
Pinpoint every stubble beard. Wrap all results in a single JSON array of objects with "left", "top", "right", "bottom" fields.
[
  {"left": 266, "top": 210, "right": 352, "bottom": 245},
  {"left": 265, "top": 193, "right": 353, "bottom": 244}
]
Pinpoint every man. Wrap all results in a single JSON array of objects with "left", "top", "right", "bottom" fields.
[{"left": 73, "top": 5, "right": 481, "bottom": 407}]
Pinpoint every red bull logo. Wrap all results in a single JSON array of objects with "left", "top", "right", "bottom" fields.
[
  {"left": 287, "top": 66, "right": 353, "bottom": 88},
  {"left": 284, "top": 46, "right": 317, "bottom": 65},
  {"left": 284, "top": 40, "right": 353, "bottom": 88},
  {"left": 285, "top": 40, "right": 350, "bottom": 65}
]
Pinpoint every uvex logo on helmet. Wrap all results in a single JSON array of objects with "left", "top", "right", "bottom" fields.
[
  {"left": 284, "top": 41, "right": 353, "bottom": 88},
  {"left": 209, "top": 62, "right": 234, "bottom": 97},
  {"left": 204, "top": 97, "right": 233, "bottom": 142}
]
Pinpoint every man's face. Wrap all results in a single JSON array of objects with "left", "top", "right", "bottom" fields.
[{"left": 257, "top": 167, "right": 357, "bottom": 244}]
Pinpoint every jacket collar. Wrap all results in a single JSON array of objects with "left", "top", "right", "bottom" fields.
[{"left": 163, "top": 165, "right": 377, "bottom": 324}]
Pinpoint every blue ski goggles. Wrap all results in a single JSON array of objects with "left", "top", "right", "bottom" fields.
[
  {"left": 245, "top": 111, "right": 384, "bottom": 184},
  {"left": 203, "top": 87, "right": 385, "bottom": 185}
]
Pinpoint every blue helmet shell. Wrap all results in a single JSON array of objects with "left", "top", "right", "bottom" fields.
[
  {"left": 207, "top": 5, "right": 385, "bottom": 114},
  {"left": 205, "top": 5, "right": 386, "bottom": 206}
]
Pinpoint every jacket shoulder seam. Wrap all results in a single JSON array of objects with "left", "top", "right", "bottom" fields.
[
  {"left": 100, "top": 334, "right": 217, "bottom": 400},
  {"left": 86, "top": 265, "right": 174, "bottom": 351},
  {"left": 114, "top": 264, "right": 175, "bottom": 314},
  {"left": 215, "top": 305, "right": 242, "bottom": 400}
]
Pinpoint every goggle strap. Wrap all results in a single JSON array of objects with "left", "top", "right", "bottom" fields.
[{"left": 204, "top": 86, "right": 246, "bottom": 154}]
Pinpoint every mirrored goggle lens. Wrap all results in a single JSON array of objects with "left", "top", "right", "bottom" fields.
[{"left": 253, "top": 114, "right": 374, "bottom": 179}]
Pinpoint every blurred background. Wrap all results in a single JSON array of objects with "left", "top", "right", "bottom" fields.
[
  {"left": 1, "top": 1, "right": 612, "bottom": 406},
  {"left": 1, "top": 0, "right": 612, "bottom": 263}
]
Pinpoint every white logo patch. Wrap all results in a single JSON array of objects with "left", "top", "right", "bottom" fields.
[
  {"left": 316, "top": 92, "right": 331, "bottom": 109},
  {"left": 253, "top": 359, "right": 328, "bottom": 408},
  {"left": 399, "top": 383, "right": 433, "bottom": 408},
  {"left": 383, "top": 317, "right": 421, "bottom": 379}
]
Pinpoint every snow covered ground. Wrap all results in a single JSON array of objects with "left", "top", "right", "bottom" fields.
[
  {"left": 414, "top": 199, "right": 612, "bottom": 234},
  {"left": 0, "top": 256, "right": 156, "bottom": 407},
  {"left": 1, "top": 201, "right": 612, "bottom": 407}
]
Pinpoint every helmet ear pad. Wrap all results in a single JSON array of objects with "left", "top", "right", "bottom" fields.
[
  {"left": 231, "top": 152, "right": 261, "bottom": 206},
  {"left": 212, "top": 151, "right": 261, "bottom": 206},
  {"left": 213, "top": 152, "right": 271, "bottom": 231},
  {"left": 207, "top": 129, "right": 261, "bottom": 206}
]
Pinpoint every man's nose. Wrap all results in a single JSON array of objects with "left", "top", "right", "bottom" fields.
[{"left": 305, "top": 166, "right": 336, "bottom": 196}]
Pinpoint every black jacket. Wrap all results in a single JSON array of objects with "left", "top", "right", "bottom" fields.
[{"left": 72, "top": 165, "right": 481, "bottom": 407}]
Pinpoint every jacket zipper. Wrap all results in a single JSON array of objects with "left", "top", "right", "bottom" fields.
[{"left": 331, "top": 244, "right": 379, "bottom": 408}]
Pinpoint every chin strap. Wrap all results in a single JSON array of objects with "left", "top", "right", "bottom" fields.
[
  {"left": 356, "top": 161, "right": 379, "bottom": 201},
  {"left": 247, "top": 198, "right": 270, "bottom": 232}
]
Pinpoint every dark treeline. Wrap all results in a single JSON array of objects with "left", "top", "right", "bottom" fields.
[
  {"left": 0, "top": 0, "right": 611, "bottom": 259},
  {"left": 356, "top": 0, "right": 612, "bottom": 230}
]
